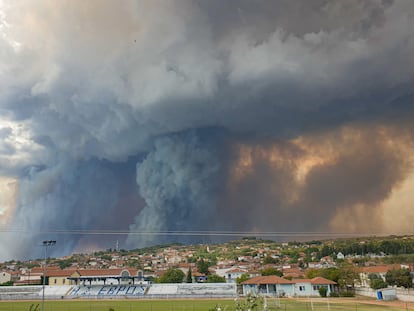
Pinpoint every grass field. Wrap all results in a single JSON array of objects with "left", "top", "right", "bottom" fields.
[{"left": 0, "top": 298, "right": 413, "bottom": 311}]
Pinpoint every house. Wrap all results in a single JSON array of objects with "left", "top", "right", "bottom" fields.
[
  {"left": 242, "top": 275, "right": 295, "bottom": 296},
  {"left": 241, "top": 275, "right": 337, "bottom": 297},
  {"left": 0, "top": 271, "right": 11, "bottom": 284},
  {"left": 48, "top": 269, "right": 78, "bottom": 286},
  {"left": 291, "top": 277, "right": 337, "bottom": 296},
  {"left": 225, "top": 268, "right": 249, "bottom": 283},
  {"left": 16, "top": 267, "right": 43, "bottom": 285},
  {"left": 358, "top": 264, "right": 401, "bottom": 287}
]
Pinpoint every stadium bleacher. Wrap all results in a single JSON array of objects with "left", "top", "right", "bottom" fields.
[
  {"left": 146, "top": 284, "right": 178, "bottom": 295},
  {"left": 0, "top": 286, "right": 42, "bottom": 300},
  {"left": 0, "top": 283, "right": 237, "bottom": 300}
]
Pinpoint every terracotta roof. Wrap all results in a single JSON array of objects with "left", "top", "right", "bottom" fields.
[
  {"left": 361, "top": 265, "right": 400, "bottom": 274},
  {"left": 30, "top": 267, "right": 44, "bottom": 274},
  {"left": 310, "top": 277, "right": 336, "bottom": 285},
  {"left": 242, "top": 275, "right": 294, "bottom": 285},
  {"left": 31, "top": 266, "right": 59, "bottom": 273},
  {"left": 46, "top": 269, "right": 77, "bottom": 277}
]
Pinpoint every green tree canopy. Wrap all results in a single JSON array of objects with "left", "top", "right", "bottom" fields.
[
  {"left": 186, "top": 268, "right": 192, "bottom": 283},
  {"left": 305, "top": 268, "right": 320, "bottom": 279},
  {"left": 197, "top": 258, "right": 210, "bottom": 275},
  {"left": 263, "top": 255, "right": 278, "bottom": 264},
  {"left": 336, "top": 263, "right": 358, "bottom": 289},
  {"left": 261, "top": 267, "right": 282, "bottom": 276},
  {"left": 370, "top": 279, "right": 388, "bottom": 290},
  {"left": 206, "top": 274, "right": 226, "bottom": 283},
  {"left": 236, "top": 273, "right": 251, "bottom": 284},
  {"left": 385, "top": 268, "right": 412, "bottom": 288},
  {"left": 159, "top": 268, "right": 185, "bottom": 283}
]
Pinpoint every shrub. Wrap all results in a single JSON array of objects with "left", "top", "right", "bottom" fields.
[
  {"left": 318, "top": 287, "right": 328, "bottom": 297},
  {"left": 370, "top": 279, "right": 388, "bottom": 290},
  {"left": 329, "top": 292, "right": 340, "bottom": 297}
]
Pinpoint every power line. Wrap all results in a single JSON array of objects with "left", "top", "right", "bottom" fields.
[{"left": 0, "top": 228, "right": 408, "bottom": 237}]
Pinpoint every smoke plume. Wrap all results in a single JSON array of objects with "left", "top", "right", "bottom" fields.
[{"left": 1, "top": 0, "right": 414, "bottom": 259}]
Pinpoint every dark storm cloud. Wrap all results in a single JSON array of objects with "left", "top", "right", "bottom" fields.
[{"left": 0, "top": 0, "right": 414, "bottom": 259}]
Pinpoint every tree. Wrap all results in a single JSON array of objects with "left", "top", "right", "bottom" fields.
[
  {"left": 206, "top": 274, "right": 226, "bottom": 283},
  {"left": 370, "top": 279, "right": 388, "bottom": 290},
  {"left": 336, "top": 263, "right": 358, "bottom": 289},
  {"left": 386, "top": 268, "right": 412, "bottom": 288},
  {"left": 127, "top": 259, "right": 142, "bottom": 269},
  {"left": 236, "top": 273, "right": 251, "bottom": 284},
  {"left": 263, "top": 255, "right": 278, "bottom": 264},
  {"left": 261, "top": 267, "right": 282, "bottom": 276},
  {"left": 321, "top": 268, "right": 340, "bottom": 283},
  {"left": 186, "top": 268, "right": 193, "bottom": 283},
  {"left": 197, "top": 258, "right": 210, "bottom": 275},
  {"left": 306, "top": 268, "right": 320, "bottom": 279},
  {"left": 159, "top": 268, "right": 185, "bottom": 283}
]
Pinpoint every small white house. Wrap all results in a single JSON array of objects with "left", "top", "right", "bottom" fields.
[
  {"left": 0, "top": 271, "right": 11, "bottom": 284},
  {"left": 225, "top": 268, "right": 249, "bottom": 283},
  {"left": 242, "top": 276, "right": 337, "bottom": 297}
]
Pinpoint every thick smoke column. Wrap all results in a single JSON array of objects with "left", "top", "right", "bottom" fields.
[
  {"left": 1, "top": 0, "right": 414, "bottom": 260},
  {"left": 127, "top": 130, "right": 224, "bottom": 247}
]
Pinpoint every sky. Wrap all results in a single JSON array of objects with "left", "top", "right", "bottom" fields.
[{"left": 1, "top": 0, "right": 414, "bottom": 260}]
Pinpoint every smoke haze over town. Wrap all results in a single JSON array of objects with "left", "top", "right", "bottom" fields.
[{"left": 1, "top": 0, "right": 414, "bottom": 260}]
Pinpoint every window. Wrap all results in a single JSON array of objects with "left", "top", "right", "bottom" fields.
[
  {"left": 63, "top": 279, "right": 65, "bottom": 284},
  {"left": 299, "top": 286, "right": 305, "bottom": 291},
  {"left": 54, "top": 279, "right": 57, "bottom": 284}
]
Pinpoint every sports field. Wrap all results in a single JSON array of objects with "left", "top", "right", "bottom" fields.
[{"left": 1, "top": 298, "right": 414, "bottom": 311}]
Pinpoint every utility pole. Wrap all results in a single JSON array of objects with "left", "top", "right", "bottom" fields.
[{"left": 41, "top": 240, "right": 56, "bottom": 311}]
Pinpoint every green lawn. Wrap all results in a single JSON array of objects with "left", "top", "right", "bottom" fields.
[{"left": 0, "top": 298, "right": 412, "bottom": 311}]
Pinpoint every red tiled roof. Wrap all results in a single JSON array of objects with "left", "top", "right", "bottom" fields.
[
  {"left": 242, "top": 275, "right": 294, "bottom": 285},
  {"left": 361, "top": 265, "right": 400, "bottom": 274},
  {"left": 46, "top": 269, "right": 77, "bottom": 277},
  {"left": 310, "top": 277, "right": 337, "bottom": 285}
]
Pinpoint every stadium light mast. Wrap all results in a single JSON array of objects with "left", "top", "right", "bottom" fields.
[{"left": 41, "top": 240, "right": 56, "bottom": 311}]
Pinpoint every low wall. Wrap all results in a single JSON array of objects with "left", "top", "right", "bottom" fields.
[
  {"left": 68, "top": 285, "right": 147, "bottom": 298},
  {"left": 355, "top": 287, "right": 414, "bottom": 302},
  {"left": 1, "top": 283, "right": 238, "bottom": 300}
]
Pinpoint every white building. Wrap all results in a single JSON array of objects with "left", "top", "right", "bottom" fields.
[{"left": 0, "top": 271, "right": 11, "bottom": 284}]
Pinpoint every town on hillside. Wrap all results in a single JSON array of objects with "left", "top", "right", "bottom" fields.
[{"left": 1, "top": 235, "right": 414, "bottom": 299}]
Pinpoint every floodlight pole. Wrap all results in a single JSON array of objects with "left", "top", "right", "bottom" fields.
[{"left": 41, "top": 240, "right": 56, "bottom": 311}]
